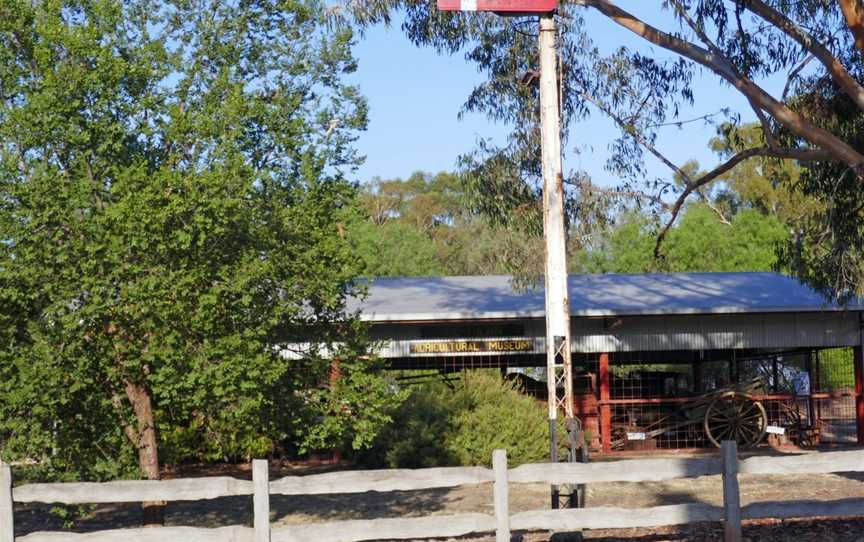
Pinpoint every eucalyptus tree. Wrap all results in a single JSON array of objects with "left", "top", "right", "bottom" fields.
[
  {"left": 0, "top": 0, "right": 396, "bottom": 520},
  {"left": 339, "top": 0, "right": 864, "bottom": 299}
]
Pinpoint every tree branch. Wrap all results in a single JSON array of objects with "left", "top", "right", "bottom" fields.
[
  {"left": 744, "top": 0, "right": 864, "bottom": 112},
  {"left": 578, "top": 0, "right": 864, "bottom": 170},
  {"left": 697, "top": 191, "right": 732, "bottom": 226},
  {"left": 669, "top": 0, "right": 726, "bottom": 59},
  {"left": 782, "top": 53, "right": 815, "bottom": 101},
  {"left": 839, "top": 0, "right": 864, "bottom": 62},
  {"left": 748, "top": 98, "right": 778, "bottom": 149}
]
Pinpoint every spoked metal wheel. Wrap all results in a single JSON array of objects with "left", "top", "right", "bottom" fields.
[{"left": 703, "top": 391, "right": 767, "bottom": 448}]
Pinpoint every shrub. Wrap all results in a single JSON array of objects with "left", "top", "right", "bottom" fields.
[{"left": 354, "top": 371, "right": 563, "bottom": 468}]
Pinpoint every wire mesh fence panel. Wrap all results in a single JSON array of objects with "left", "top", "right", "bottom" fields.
[
  {"left": 813, "top": 348, "right": 857, "bottom": 444},
  {"left": 609, "top": 401, "right": 709, "bottom": 451},
  {"left": 603, "top": 363, "right": 699, "bottom": 451},
  {"left": 815, "top": 348, "right": 856, "bottom": 393},
  {"left": 585, "top": 350, "right": 859, "bottom": 453},
  {"left": 699, "top": 360, "right": 734, "bottom": 392},
  {"left": 814, "top": 396, "right": 857, "bottom": 443}
]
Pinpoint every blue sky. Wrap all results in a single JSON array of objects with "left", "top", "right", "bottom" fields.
[{"left": 348, "top": 6, "right": 775, "bottom": 189}]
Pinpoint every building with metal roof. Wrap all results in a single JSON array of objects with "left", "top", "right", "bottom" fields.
[
  {"left": 351, "top": 272, "right": 863, "bottom": 361},
  {"left": 348, "top": 272, "right": 864, "bottom": 454}
]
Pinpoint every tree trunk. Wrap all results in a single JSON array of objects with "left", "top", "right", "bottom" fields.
[{"left": 124, "top": 379, "right": 165, "bottom": 526}]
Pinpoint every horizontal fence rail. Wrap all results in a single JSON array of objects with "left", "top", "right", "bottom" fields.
[
  {"left": 509, "top": 456, "right": 723, "bottom": 484},
  {"left": 268, "top": 466, "right": 493, "bottom": 495},
  {"left": 271, "top": 514, "right": 496, "bottom": 542},
  {"left": 17, "top": 526, "right": 255, "bottom": 542},
  {"left": 738, "top": 449, "right": 864, "bottom": 475},
  {"left": 12, "top": 478, "right": 254, "bottom": 504},
  {"left": 2, "top": 445, "right": 864, "bottom": 542},
  {"left": 510, "top": 503, "right": 724, "bottom": 531}
]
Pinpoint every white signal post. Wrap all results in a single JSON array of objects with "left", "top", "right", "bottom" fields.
[
  {"left": 539, "top": 13, "right": 575, "bottom": 458},
  {"left": 435, "top": 0, "right": 577, "bottom": 476}
]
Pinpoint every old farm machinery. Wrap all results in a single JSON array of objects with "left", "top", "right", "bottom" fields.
[{"left": 612, "top": 378, "right": 769, "bottom": 450}]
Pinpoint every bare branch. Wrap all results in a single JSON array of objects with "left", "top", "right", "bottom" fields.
[
  {"left": 782, "top": 53, "right": 815, "bottom": 101},
  {"left": 579, "top": 86, "right": 833, "bottom": 256},
  {"left": 578, "top": 0, "right": 864, "bottom": 170},
  {"left": 744, "top": 0, "right": 864, "bottom": 112},
  {"left": 697, "top": 191, "right": 732, "bottom": 226},
  {"left": 579, "top": 87, "right": 822, "bottom": 239}
]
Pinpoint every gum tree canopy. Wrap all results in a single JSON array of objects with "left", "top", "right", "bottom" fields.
[
  {"left": 342, "top": 0, "right": 864, "bottom": 300},
  {"left": 0, "top": 0, "right": 394, "bottom": 511}
]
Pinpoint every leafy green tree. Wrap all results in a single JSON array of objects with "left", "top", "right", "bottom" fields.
[
  {"left": 575, "top": 204, "right": 788, "bottom": 274},
  {"left": 350, "top": 219, "right": 446, "bottom": 276},
  {"left": 665, "top": 205, "right": 788, "bottom": 272},
  {"left": 353, "top": 171, "right": 549, "bottom": 278},
  {"left": 573, "top": 212, "right": 658, "bottom": 274},
  {"left": 708, "top": 124, "right": 823, "bottom": 226},
  {"left": 0, "top": 0, "right": 396, "bottom": 510}
]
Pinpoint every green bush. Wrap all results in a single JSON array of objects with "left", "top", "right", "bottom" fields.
[
  {"left": 818, "top": 348, "right": 855, "bottom": 391},
  {"left": 354, "top": 371, "right": 563, "bottom": 468}
]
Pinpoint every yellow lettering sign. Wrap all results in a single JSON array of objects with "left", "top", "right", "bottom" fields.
[{"left": 409, "top": 339, "right": 535, "bottom": 355}]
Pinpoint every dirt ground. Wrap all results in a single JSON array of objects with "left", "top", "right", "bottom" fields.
[{"left": 13, "top": 453, "right": 864, "bottom": 541}]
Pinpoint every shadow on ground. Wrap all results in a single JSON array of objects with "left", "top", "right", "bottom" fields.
[
  {"left": 576, "top": 517, "right": 864, "bottom": 542},
  {"left": 14, "top": 487, "right": 458, "bottom": 536}
]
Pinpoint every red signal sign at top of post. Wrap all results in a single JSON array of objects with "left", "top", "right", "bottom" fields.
[{"left": 437, "top": 0, "right": 557, "bottom": 13}]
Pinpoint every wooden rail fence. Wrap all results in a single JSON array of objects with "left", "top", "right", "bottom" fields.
[{"left": 2, "top": 443, "right": 864, "bottom": 542}]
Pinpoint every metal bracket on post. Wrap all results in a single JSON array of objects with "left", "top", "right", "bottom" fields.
[
  {"left": 559, "top": 417, "right": 587, "bottom": 509},
  {"left": 552, "top": 334, "right": 583, "bottom": 507},
  {"left": 552, "top": 335, "right": 574, "bottom": 417}
]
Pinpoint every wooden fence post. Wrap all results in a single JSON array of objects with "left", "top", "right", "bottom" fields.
[
  {"left": 253, "top": 459, "right": 270, "bottom": 542},
  {"left": 492, "top": 449, "right": 510, "bottom": 542},
  {"left": 721, "top": 441, "right": 742, "bottom": 542},
  {"left": 1, "top": 463, "right": 14, "bottom": 542}
]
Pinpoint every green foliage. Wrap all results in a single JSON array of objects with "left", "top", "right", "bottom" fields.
[
  {"left": 445, "top": 372, "right": 557, "bottom": 466},
  {"left": 349, "top": 219, "right": 446, "bottom": 277},
  {"left": 780, "top": 91, "right": 864, "bottom": 302},
  {"left": 575, "top": 204, "right": 788, "bottom": 274},
  {"left": 572, "top": 212, "right": 657, "bottom": 274},
  {"left": 356, "top": 371, "right": 559, "bottom": 468},
  {"left": 352, "top": 171, "right": 546, "bottom": 278},
  {"left": 0, "top": 0, "right": 397, "bottom": 479},
  {"left": 664, "top": 206, "right": 788, "bottom": 272},
  {"left": 709, "top": 124, "right": 823, "bottom": 225},
  {"left": 356, "top": 380, "right": 459, "bottom": 468},
  {"left": 817, "top": 348, "right": 856, "bottom": 391}
]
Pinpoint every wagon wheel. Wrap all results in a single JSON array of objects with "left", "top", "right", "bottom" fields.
[{"left": 703, "top": 391, "right": 767, "bottom": 448}]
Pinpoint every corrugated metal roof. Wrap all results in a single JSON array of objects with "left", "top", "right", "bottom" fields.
[{"left": 349, "top": 272, "right": 864, "bottom": 322}]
